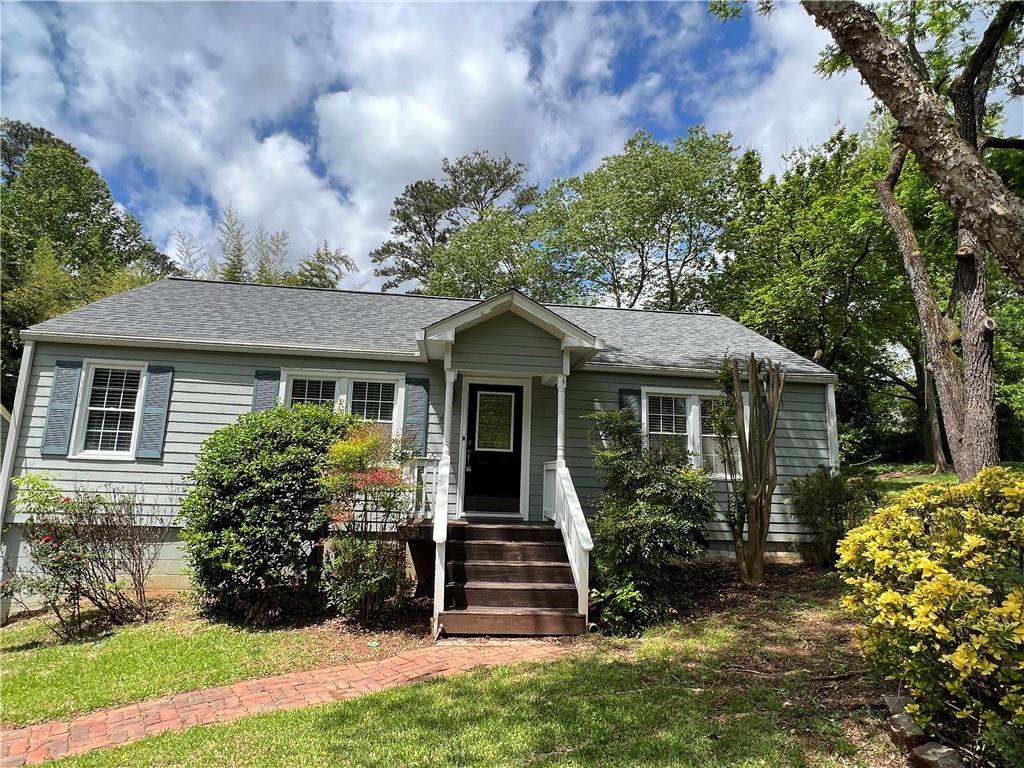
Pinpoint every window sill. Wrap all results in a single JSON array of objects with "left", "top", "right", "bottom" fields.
[{"left": 66, "top": 451, "right": 138, "bottom": 462}]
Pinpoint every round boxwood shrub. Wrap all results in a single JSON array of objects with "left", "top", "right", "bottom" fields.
[
  {"left": 837, "top": 467, "right": 1024, "bottom": 764},
  {"left": 180, "top": 404, "right": 358, "bottom": 625}
]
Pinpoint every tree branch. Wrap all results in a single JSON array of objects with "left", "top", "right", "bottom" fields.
[
  {"left": 980, "top": 135, "right": 1024, "bottom": 152},
  {"left": 802, "top": 0, "right": 1024, "bottom": 291}
]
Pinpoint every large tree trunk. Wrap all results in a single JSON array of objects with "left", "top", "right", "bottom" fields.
[
  {"left": 876, "top": 146, "right": 971, "bottom": 472},
  {"left": 802, "top": 1, "right": 1024, "bottom": 292},
  {"left": 924, "top": 374, "right": 949, "bottom": 474}
]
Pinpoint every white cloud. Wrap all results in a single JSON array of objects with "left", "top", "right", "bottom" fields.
[
  {"left": 698, "top": 3, "right": 874, "bottom": 173},
  {"left": 1, "top": 1, "right": 881, "bottom": 285}
]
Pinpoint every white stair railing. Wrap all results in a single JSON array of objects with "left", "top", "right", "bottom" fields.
[
  {"left": 542, "top": 460, "right": 593, "bottom": 618},
  {"left": 409, "top": 456, "right": 439, "bottom": 519},
  {"left": 430, "top": 454, "right": 451, "bottom": 633}
]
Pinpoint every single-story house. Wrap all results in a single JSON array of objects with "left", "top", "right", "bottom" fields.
[{"left": 0, "top": 278, "right": 838, "bottom": 635}]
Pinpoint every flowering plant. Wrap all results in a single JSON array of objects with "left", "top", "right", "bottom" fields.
[{"left": 837, "top": 467, "right": 1024, "bottom": 764}]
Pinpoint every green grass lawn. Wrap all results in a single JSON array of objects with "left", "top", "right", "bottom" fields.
[
  {"left": 866, "top": 460, "right": 1023, "bottom": 493},
  {"left": 50, "top": 565, "right": 900, "bottom": 768},
  {"left": 0, "top": 602, "right": 430, "bottom": 727}
]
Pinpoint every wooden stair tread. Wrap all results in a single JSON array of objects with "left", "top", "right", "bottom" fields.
[
  {"left": 441, "top": 606, "right": 580, "bottom": 615},
  {"left": 451, "top": 559, "right": 570, "bottom": 567},
  {"left": 453, "top": 580, "right": 576, "bottom": 590}
]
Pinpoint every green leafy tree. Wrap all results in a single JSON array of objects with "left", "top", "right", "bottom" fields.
[
  {"left": 0, "top": 126, "right": 173, "bottom": 407},
  {"left": 536, "top": 129, "right": 736, "bottom": 309},
  {"left": 287, "top": 241, "right": 355, "bottom": 289},
  {"left": 214, "top": 203, "right": 250, "bottom": 283},
  {"left": 251, "top": 225, "right": 290, "bottom": 285},
  {"left": 427, "top": 207, "right": 583, "bottom": 301},
  {"left": 370, "top": 151, "right": 535, "bottom": 291}
]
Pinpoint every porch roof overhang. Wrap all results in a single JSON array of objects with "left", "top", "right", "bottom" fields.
[{"left": 415, "top": 290, "right": 605, "bottom": 367}]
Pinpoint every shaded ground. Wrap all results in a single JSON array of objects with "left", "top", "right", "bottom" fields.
[
  {"left": 48, "top": 562, "right": 904, "bottom": 768},
  {"left": 865, "top": 460, "right": 1023, "bottom": 493},
  {"left": 0, "top": 597, "right": 432, "bottom": 727}
]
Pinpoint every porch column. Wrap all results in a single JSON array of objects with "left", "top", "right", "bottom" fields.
[
  {"left": 555, "top": 374, "right": 566, "bottom": 466},
  {"left": 433, "top": 369, "right": 457, "bottom": 514}
]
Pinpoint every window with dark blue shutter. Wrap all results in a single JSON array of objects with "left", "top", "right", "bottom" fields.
[
  {"left": 252, "top": 369, "right": 281, "bottom": 411},
  {"left": 40, "top": 360, "right": 83, "bottom": 456},
  {"left": 403, "top": 377, "right": 430, "bottom": 456},
  {"left": 618, "top": 389, "right": 642, "bottom": 422},
  {"left": 136, "top": 366, "right": 174, "bottom": 459}
]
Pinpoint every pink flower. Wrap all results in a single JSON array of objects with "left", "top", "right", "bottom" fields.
[{"left": 62, "top": 496, "right": 72, "bottom": 503}]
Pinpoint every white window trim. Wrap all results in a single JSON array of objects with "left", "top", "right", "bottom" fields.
[
  {"left": 68, "top": 359, "right": 149, "bottom": 461},
  {"left": 474, "top": 390, "right": 516, "bottom": 453},
  {"left": 640, "top": 386, "right": 748, "bottom": 480},
  {"left": 278, "top": 368, "right": 406, "bottom": 439}
]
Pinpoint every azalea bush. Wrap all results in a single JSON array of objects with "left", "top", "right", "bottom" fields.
[
  {"left": 1, "top": 474, "right": 167, "bottom": 640},
  {"left": 586, "top": 409, "right": 716, "bottom": 631},
  {"left": 180, "top": 404, "right": 357, "bottom": 625},
  {"left": 837, "top": 467, "right": 1024, "bottom": 766},
  {"left": 320, "top": 425, "right": 414, "bottom": 624}
]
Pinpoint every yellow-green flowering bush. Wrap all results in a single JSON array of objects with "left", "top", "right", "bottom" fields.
[{"left": 837, "top": 467, "right": 1024, "bottom": 762}]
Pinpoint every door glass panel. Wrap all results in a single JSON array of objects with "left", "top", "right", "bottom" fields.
[{"left": 475, "top": 391, "right": 514, "bottom": 451}]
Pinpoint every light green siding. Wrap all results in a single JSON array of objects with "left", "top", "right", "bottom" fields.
[
  {"left": 4, "top": 342, "right": 447, "bottom": 525},
  {"left": 2, "top": 336, "right": 833, "bottom": 593},
  {"left": 560, "top": 372, "right": 831, "bottom": 552},
  {"left": 450, "top": 313, "right": 563, "bottom": 375}
]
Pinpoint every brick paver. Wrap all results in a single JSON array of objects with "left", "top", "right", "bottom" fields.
[{"left": 0, "top": 640, "right": 575, "bottom": 766}]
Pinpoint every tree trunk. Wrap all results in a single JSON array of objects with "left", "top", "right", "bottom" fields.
[
  {"left": 954, "top": 234, "right": 1000, "bottom": 479},
  {"left": 924, "top": 374, "right": 949, "bottom": 474},
  {"left": 876, "top": 144, "right": 967, "bottom": 454},
  {"left": 801, "top": 1, "right": 1024, "bottom": 292}
]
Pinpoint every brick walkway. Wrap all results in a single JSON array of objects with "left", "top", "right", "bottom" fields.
[{"left": 1, "top": 640, "right": 575, "bottom": 766}]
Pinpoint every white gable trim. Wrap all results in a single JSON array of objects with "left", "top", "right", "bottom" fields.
[{"left": 419, "top": 291, "right": 604, "bottom": 361}]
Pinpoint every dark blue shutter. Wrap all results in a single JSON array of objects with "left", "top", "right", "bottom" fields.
[
  {"left": 403, "top": 377, "right": 430, "bottom": 456},
  {"left": 251, "top": 369, "right": 281, "bottom": 411},
  {"left": 41, "top": 360, "right": 83, "bottom": 456},
  {"left": 618, "top": 389, "right": 642, "bottom": 422},
  {"left": 136, "top": 366, "right": 174, "bottom": 459}
]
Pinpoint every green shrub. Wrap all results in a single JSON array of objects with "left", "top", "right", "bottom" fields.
[
  {"left": 2, "top": 474, "right": 167, "bottom": 640},
  {"left": 319, "top": 426, "right": 414, "bottom": 624},
  {"left": 789, "top": 467, "right": 881, "bottom": 567},
  {"left": 587, "top": 409, "right": 716, "bottom": 631},
  {"left": 179, "top": 404, "right": 357, "bottom": 625},
  {"left": 837, "top": 467, "right": 1024, "bottom": 766},
  {"left": 322, "top": 536, "right": 407, "bottom": 624}
]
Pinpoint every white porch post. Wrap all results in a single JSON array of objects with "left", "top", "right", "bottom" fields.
[
  {"left": 433, "top": 369, "right": 457, "bottom": 514},
  {"left": 555, "top": 374, "right": 566, "bottom": 467},
  {"left": 431, "top": 368, "right": 456, "bottom": 635}
]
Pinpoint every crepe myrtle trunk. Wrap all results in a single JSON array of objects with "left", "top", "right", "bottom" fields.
[
  {"left": 719, "top": 354, "right": 785, "bottom": 587},
  {"left": 802, "top": 1, "right": 1024, "bottom": 293}
]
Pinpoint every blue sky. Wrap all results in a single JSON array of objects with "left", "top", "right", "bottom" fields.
[{"left": 2, "top": 1, "right": 882, "bottom": 287}]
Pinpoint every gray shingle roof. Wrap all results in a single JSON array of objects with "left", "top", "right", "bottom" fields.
[{"left": 25, "top": 278, "right": 831, "bottom": 376}]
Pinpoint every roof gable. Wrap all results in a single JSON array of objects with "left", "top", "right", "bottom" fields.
[{"left": 417, "top": 290, "right": 603, "bottom": 362}]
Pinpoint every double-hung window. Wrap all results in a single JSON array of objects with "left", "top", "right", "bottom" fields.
[
  {"left": 647, "top": 394, "right": 689, "bottom": 454},
  {"left": 280, "top": 371, "right": 403, "bottom": 437},
  {"left": 289, "top": 378, "right": 338, "bottom": 407},
  {"left": 73, "top": 363, "right": 146, "bottom": 456},
  {"left": 642, "top": 389, "right": 743, "bottom": 477}
]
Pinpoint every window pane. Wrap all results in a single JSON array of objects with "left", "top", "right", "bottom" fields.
[
  {"left": 83, "top": 368, "right": 140, "bottom": 453},
  {"left": 476, "top": 392, "right": 514, "bottom": 451},
  {"left": 351, "top": 380, "right": 395, "bottom": 423},
  {"left": 648, "top": 395, "right": 686, "bottom": 435},
  {"left": 290, "top": 378, "right": 336, "bottom": 406}
]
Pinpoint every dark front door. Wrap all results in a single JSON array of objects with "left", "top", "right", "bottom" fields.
[{"left": 464, "top": 383, "right": 523, "bottom": 515}]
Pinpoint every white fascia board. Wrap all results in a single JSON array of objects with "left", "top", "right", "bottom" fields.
[
  {"left": 580, "top": 360, "right": 837, "bottom": 383},
  {"left": 21, "top": 330, "right": 425, "bottom": 363}
]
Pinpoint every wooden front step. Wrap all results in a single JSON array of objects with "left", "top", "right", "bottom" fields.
[
  {"left": 447, "top": 540, "right": 568, "bottom": 562},
  {"left": 447, "top": 522, "right": 562, "bottom": 542},
  {"left": 447, "top": 581, "right": 578, "bottom": 610},
  {"left": 439, "top": 607, "right": 585, "bottom": 637},
  {"left": 447, "top": 559, "right": 572, "bottom": 584}
]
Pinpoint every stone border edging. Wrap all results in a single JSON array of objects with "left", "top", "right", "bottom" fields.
[{"left": 882, "top": 694, "right": 965, "bottom": 768}]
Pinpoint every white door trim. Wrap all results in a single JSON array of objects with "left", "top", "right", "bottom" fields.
[{"left": 457, "top": 374, "right": 532, "bottom": 521}]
